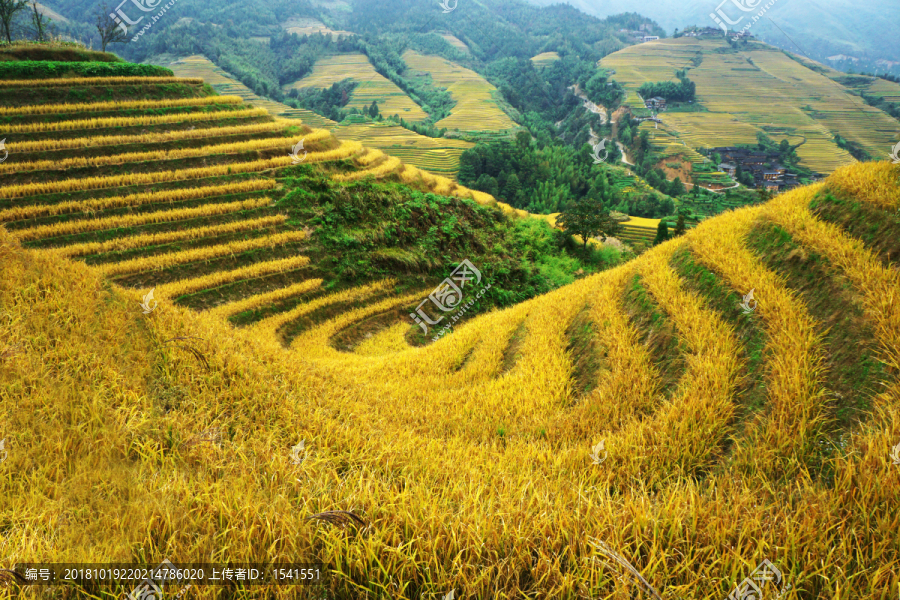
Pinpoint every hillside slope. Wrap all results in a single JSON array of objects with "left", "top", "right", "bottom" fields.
[
  {"left": 602, "top": 37, "right": 900, "bottom": 174},
  {"left": 525, "top": 0, "right": 900, "bottom": 72},
  {"left": 2, "top": 54, "right": 899, "bottom": 597},
  {"left": 169, "top": 55, "right": 477, "bottom": 181}
]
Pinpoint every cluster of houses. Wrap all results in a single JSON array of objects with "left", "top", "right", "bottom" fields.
[
  {"left": 644, "top": 97, "right": 667, "bottom": 111},
  {"left": 711, "top": 147, "right": 813, "bottom": 191},
  {"left": 678, "top": 27, "right": 752, "bottom": 39},
  {"left": 618, "top": 24, "right": 660, "bottom": 43}
]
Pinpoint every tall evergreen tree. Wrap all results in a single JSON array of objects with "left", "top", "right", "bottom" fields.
[
  {"left": 503, "top": 173, "right": 521, "bottom": 202},
  {"left": 674, "top": 213, "right": 686, "bottom": 236},
  {"left": 653, "top": 220, "right": 669, "bottom": 245}
]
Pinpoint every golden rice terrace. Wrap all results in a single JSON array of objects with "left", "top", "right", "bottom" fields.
[{"left": 1, "top": 68, "right": 900, "bottom": 600}]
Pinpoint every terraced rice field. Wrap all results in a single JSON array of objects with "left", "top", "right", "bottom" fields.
[
  {"left": 4, "top": 66, "right": 900, "bottom": 598},
  {"left": 616, "top": 215, "right": 660, "bottom": 246},
  {"left": 535, "top": 212, "right": 657, "bottom": 248},
  {"left": 281, "top": 16, "right": 354, "bottom": 39},
  {"left": 862, "top": 78, "right": 900, "bottom": 103},
  {"left": 0, "top": 72, "right": 502, "bottom": 344},
  {"left": 602, "top": 38, "right": 900, "bottom": 174},
  {"left": 608, "top": 164, "right": 670, "bottom": 199},
  {"left": 601, "top": 38, "right": 702, "bottom": 110},
  {"left": 530, "top": 51, "right": 560, "bottom": 67},
  {"left": 439, "top": 33, "right": 469, "bottom": 53},
  {"left": 635, "top": 120, "right": 723, "bottom": 171},
  {"left": 170, "top": 55, "right": 474, "bottom": 178},
  {"left": 284, "top": 53, "right": 428, "bottom": 122},
  {"left": 402, "top": 50, "right": 520, "bottom": 134},
  {"left": 331, "top": 121, "right": 473, "bottom": 178},
  {"left": 169, "top": 55, "right": 336, "bottom": 128}
]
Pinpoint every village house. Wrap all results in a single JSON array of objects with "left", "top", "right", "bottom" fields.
[
  {"left": 710, "top": 146, "right": 810, "bottom": 192},
  {"left": 644, "top": 96, "right": 667, "bottom": 110}
]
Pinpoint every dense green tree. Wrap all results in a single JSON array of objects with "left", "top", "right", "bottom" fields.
[
  {"left": 669, "top": 177, "right": 686, "bottom": 197},
  {"left": 458, "top": 151, "right": 479, "bottom": 184},
  {"left": 503, "top": 173, "right": 521, "bottom": 202},
  {"left": 653, "top": 220, "right": 669, "bottom": 245},
  {"left": 516, "top": 130, "right": 532, "bottom": 149},
  {"left": 474, "top": 174, "right": 499, "bottom": 198},
  {"left": 557, "top": 196, "right": 620, "bottom": 254},
  {"left": 674, "top": 213, "right": 686, "bottom": 236},
  {"left": 638, "top": 72, "right": 696, "bottom": 102}
]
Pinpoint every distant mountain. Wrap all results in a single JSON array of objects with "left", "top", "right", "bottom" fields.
[{"left": 525, "top": 0, "right": 900, "bottom": 74}]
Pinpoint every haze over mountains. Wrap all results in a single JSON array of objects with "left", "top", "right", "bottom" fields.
[{"left": 526, "top": 0, "right": 900, "bottom": 73}]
